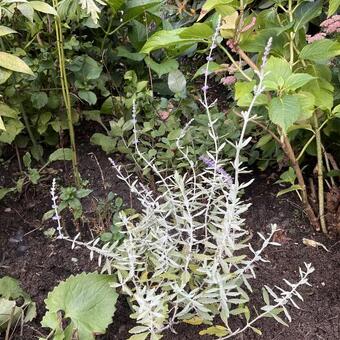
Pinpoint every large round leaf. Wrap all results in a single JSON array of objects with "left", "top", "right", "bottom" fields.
[{"left": 42, "top": 272, "right": 118, "bottom": 340}]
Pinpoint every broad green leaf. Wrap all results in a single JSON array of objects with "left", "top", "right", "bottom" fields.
[
  {"left": 0, "top": 68, "right": 13, "bottom": 84},
  {"left": 284, "top": 73, "right": 315, "bottom": 92},
  {"left": 42, "top": 273, "right": 118, "bottom": 340},
  {"left": 145, "top": 57, "right": 178, "bottom": 77},
  {"left": 198, "top": 0, "right": 233, "bottom": 20},
  {"left": 91, "top": 133, "right": 117, "bottom": 153},
  {"left": 328, "top": 0, "right": 340, "bottom": 16},
  {"left": 0, "top": 26, "right": 17, "bottom": 37},
  {"left": 168, "top": 69, "right": 186, "bottom": 94},
  {"left": 294, "top": 91, "right": 315, "bottom": 120},
  {"left": 0, "top": 118, "right": 24, "bottom": 144},
  {"left": 17, "top": 3, "right": 34, "bottom": 22},
  {"left": 179, "top": 23, "right": 213, "bottom": 40},
  {"left": 332, "top": 104, "right": 340, "bottom": 117},
  {"left": 293, "top": 0, "right": 322, "bottom": 31},
  {"left": 31, "top": 92, "right": 48, "bottom": 109},
  {"left": 256, "top": 134, "right": 272, "bottom": 148},
  {"left": 48, "top": 148, "right": 73, "bottom": 162},
  {"left": 0, "top": 299, "right": 18, "bottom": 331},
  {"left": 141, "top": 24, "right": 212, "bottom": 54},
  {"left": 0, "top": 103, "right": 18, "bottom": 118},
  {"left": 302, "top": 65, "right": 334, "bottom": 111},
  {"left": 193, "top": 61, "right": 223, "bottom": 79},
  {"left": 79, "top": 90, "right": 97, "bottom": 105},
  {"left": 29, "top": 168, "right": 40, "bottom": 184},
  {"left": 300, "top": 39, "right": 340, "bottom": 62},
  {"left": 268, "top": 95, "right": 301, "bottom": 132},
  {"left": 0, "top": 52, "right": 34, "bottom": 75},
  {"left": 263, "top": 57, "right": 291, "bottom": 91},
  {"left": 106, "top": 0, "right": 124, "bottom": 15},
  {"left": 235, "top": 81, "right": 255, "bottom": 106},
  {"left": 0, "top": 187, "right": 16, "bottom": 200},
  {"left": 124, "top": 0, "right": 161, "bottom": 20},
  {"left": 116, "top": 46, "right": 145, "bottom": 61},
  {"left": 29, "top": 1, "right": 57, "bottom": 15},
  {"left": 183, "top": 316, "right": 203, "bottom": 325}
]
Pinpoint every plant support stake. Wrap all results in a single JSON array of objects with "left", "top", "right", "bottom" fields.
[{"left": 52, "top": 1, "right": 80, "bottom": 187}]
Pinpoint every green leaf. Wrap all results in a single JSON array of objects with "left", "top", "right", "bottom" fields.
[
  {"left": 0, "top": 187, "right": 15, "bottom": 200},
  {"left": 293, "top": 0, "right": 322, "bottom": 31},
  {"left": 145, "top": 57, "right": 178, "bottom": 77},
  {"left": 17, "top": 3, "right": 34, "bottom": 22},
  {"left": 116, "top": 46, "right": 145, "bottom": 61},
  {"left": 294, "top": 91, "right": 315, "bottom": 120},
  {"left": 141, "top": 24, "right": 212, "bottom": 54},
  {"left": 302, "top": 65, "right": 334, "bottom": 111},
  {"left": 193, "top": 61, "right": 223, "bottom": 79},
  {"left": 29, "top": 1, "right": 57, "bottom": 15},
  {"left": 124, "top": 0, "right": 161, "bottom": 20},
  {"left": 0, "top": 52, "right": 34, "bottom": 75},
  {"left": 48, "top": 148, "right": 73, "bottom": 162},
  {"left": 250, "top": 326, "right": 263, "bottom": 335},
  {"left": 300, "top": 39, "right": 340, "bottom": 62},
  {"left": 41, "top": 273, "right": 118, "bottom": 340},
  {"left": 0, "top": 118, "right": 24, "bottom": 144},
  {"left": 91, "top": 133, "right": 117, "bottom": 153},
  {"left": 29, "top": 168, "right": 40, "bottom": 184},
  {"left": 235, "top": 81, "right": 255, "bottom": 106},
  {"left": 0, "top": 103, "right": 18, "bottom": 118},
  {"left": 168, "top": 70, "right": 186, "bottom": 94},
  {"left": 31, "top": 92, "right": 48, "bottom": 109},
  {"left": 0, "top": 26, "right": 17, "bottom": 37},
  {"left": 0, "top": 116, "right": 5, "bottom": 130},
  {"left": 79, "top": 90, "right": 97, "bottom": 105},
  {"left": 23, "top": 152, "right": 32, "bottom": 168},
  {"left": 263, "top": 57, "right": 291, "bottom": 91},
  {"left": 106, "top": 0, "right": 124, "bottom": 15},
  {"left": 268, "top": 95, "right": 301, "bottom": 132},
  {"left": 76, "top": 189, "right": 92, "bottom": 198},
  {"left": 0, "top": 68, "right": 13, "bottom": 85},
  {"left": 277, "top": 184, "right": 302, "bottom": 197},
  {"left": 284, "top": 73, "right": 315, "bottom": 92},
  {"left": 198, "top": 0, "right": 234, "bottom": 20},
  {"left": 328, "top": 0, "right": 340, "bottom": 16}
]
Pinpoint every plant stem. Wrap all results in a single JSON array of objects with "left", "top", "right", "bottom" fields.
[
  {"left": 282, "top": 134, "right": 320, "bottom": 231},
  {"left": 21, "top": 105, "right": 40, "bottom": 158},
  {"left": 288, "top": 0, "right": 294, "bottom": 68},
  {"left": 52, "top": 1, "right": 80, "bottom": 187},
  {"left": 218, "top": 43, "right": 252, "bottom": 81},
  {"left": 313, "top": 113, "right": 327, "bottom": 234}
]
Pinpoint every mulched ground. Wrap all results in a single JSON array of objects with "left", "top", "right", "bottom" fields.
[{"left": 0, "top": 140, "right": 339, "bottom": 340}]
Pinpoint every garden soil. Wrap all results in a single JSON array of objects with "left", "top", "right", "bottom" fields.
[{"left": 0, "top": 139, "right": 339, "bottom": 340}]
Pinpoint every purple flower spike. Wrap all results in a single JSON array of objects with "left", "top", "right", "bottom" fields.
[
  {"left": 201, "top": 85, "right": 209, "bottom": 92},
  {"left": 206, "top": 56, "right": 214, "bottom": 62},
  {"left": 199, "top": 155, "right": 233, "bottom": 187}
]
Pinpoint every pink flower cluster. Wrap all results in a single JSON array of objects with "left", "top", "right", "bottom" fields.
[
  {"left": 221, "top": 75, "right": 237, "bottom": 86},
  {"left": 320, "top": 15, "right": 340, "bottom": 34},
  {"left": 306, "top": 15, "right": 340, "bottom": 43},
  {"left": 306, "top": 32, "right": 326, "bottom": 43},
  {"left": 241, "top": 17, "right": 256, "bottom": 33}
]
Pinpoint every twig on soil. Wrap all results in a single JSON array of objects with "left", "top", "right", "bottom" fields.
[{"left": 88, "top": 152, "right": 107, "bottom": 189}]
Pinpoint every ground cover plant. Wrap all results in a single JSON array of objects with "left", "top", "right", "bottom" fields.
[{"left": 0, "top": 0, "right": 339, "bottom": 339}]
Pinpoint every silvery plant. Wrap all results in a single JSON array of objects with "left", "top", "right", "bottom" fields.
[{"left": 50, "top": 24, "right": 314, "bottom": 339}]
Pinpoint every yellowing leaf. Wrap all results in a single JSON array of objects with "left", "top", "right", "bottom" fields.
[
  {"left": 183, "top": 316, "right": 203, "bottom": 325},
  {"left": 199, "top": 325, "right": 229, "bottom": 337},
  {"left": 29, "top": 1, "right": 57, "bottom": 15},
  {"left": 0, "top": 52, "right": 34, "bottom": 75}
]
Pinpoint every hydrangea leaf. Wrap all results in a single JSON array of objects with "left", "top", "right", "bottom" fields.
[
  {"left": 268, "top": 95, "right": 301, "bottom": 133},
  {"left": 41, "top": 272, "right": 118, "bottom": 340}
]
